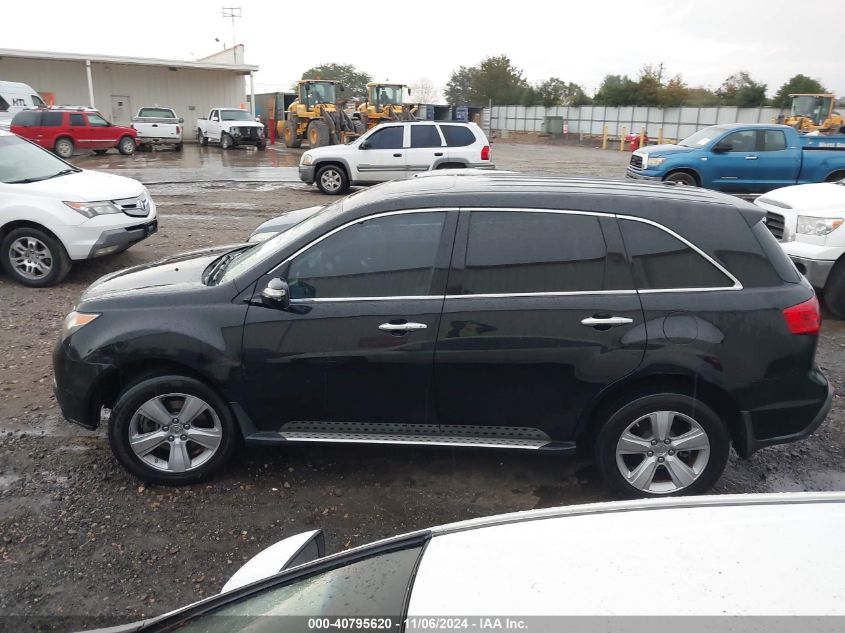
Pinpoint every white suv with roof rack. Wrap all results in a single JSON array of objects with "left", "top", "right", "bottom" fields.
[{"left": 299, "top": 120, "right": 493, "bottom": 194}]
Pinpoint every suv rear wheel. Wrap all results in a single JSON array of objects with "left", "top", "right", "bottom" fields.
[
  {"left": 117, "top": 136, "right": 136, "bottom": 155},
  {"left": 109, "top": 375, "right": 238, "bottom": 485},
  {"left": 595, "top": 393, "right": 730, "bottom": 498},
  {"left": 1, "top": 227, "right": 72, "bottom": 287}
]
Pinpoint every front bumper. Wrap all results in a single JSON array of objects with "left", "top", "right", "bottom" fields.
[
  {"left": 299, "top": 165, "right": 315, "bottom": 184},
  {"left": 53, "top": 339, "right": 112, "bottom": 429},
  {"left": 86, "top": 219, "right": 158, "bottom": 258},
  {"left": 625, "top": 168, "right": 663, "bottom": 181},
  {"left": 736, "top": 369, "right": 834, "bottom": 458},
  {"left": 789, "top": 256, "right": 835, "bottom": 289}
]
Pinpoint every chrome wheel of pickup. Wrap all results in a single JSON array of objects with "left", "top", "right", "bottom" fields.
[
  {"left": 615, "top": 410, "right": 711, "bottom": 494},
  {"left": 128, "top": 393, "right": 223, "bottom": 473}
]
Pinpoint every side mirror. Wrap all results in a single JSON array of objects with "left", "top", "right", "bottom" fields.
[
  {"left": 261, "top": 278, "right": 290, "bottom": 309},
  {"left": 713, "top": 141, "right": 732, "bottom": 153},
  {"left": 178, "top": 117, "right": 184, "bottom": 123},
  {"left": 360, "top": 140, "right": 370, "bottom": 149},
  {"left": 212, "top": 116, "right": 219, "bottom": 122},
  {"left": 220, "top": 530, "right": 325, "bottom": 593}
]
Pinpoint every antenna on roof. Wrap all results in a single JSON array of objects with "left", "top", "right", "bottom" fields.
[{"left": 221, "top": 6, "right": 242, "bottom": 59}]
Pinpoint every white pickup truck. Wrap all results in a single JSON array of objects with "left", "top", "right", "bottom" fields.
[
  {"left": 196, "top": 108, "right": 266, "bottom": 150},
  {"left": 131, "top": 107, "right": 183, "bottom": 151}
]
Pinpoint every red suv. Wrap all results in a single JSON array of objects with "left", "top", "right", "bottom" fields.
[{"left": 10, "top": 108, "right": 137, "bottom": 158}]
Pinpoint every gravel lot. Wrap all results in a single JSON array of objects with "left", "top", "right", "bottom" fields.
[{"left": 1, "top": 143, "right": 844, "bottom": 631}]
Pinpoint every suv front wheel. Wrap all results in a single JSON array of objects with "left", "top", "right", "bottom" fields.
[
  {"left": 316, "top": 164, "right": 350, "bottom": 195},
  {"left": 595, "top": 393, "right": 730, "bottom": 498},
  {"left": 109, "top": 375, "right": 239, "bottom": 485},
  {"left": 1, "top": 227, "right": 72, "bottom": 287}
]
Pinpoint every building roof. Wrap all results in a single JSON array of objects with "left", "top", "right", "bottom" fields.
[{"left": 0, "top": 48, "right": 257, "bottom": 74}]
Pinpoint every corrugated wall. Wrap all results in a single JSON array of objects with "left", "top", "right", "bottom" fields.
[
  {"left": 0, "top": 57, "right": 248, "bottom": 137},
  {"left": 491, "top": 105, "right": 787, "bottom": 142}
]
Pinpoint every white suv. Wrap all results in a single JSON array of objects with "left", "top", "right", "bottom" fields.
[
  {"left": 0, "top": 130, "right": 157, "bottom": 287},
  {"left": 299, "top": 121, "right": 493, "bottom": 194}
]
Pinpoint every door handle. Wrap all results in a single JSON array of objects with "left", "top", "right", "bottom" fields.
[
  {"left": 745, "top": 155, "right": 758, "bottom": 160},
  {"left": 580, "top": 316, "right": 633, "bottom": 328},
  {"left": 393, "top": 153, "right": 402, "bottom": 157},
  {"left": 434, "top": 152, "right": 443, "bottom": 156},
  {"left": 379, "top": 322, "right": 427, "bottom": 333}
]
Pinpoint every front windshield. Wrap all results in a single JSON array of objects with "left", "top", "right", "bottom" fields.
[
  {"left": 221, "top": 110, "right": 252, "bottom": 121},
  {"left": 678, "top": 126, "right": 727, "bottom": 148},
  {"left": 304, "top": 83, "right": 336, "bottom": 107},
  {"left": 218, "top": 201, "right": 343, "bottom": 284},
  {"left": 373, "top": 85, "right": 403, "bottom": 106},
  {"left": 791, "top": 96, "right": 831, "bottom": 125},
  {"left": 0, "top": 135, "right": 78, "bottom": 183}
]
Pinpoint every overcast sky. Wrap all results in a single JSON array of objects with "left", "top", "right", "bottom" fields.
[{"left": 3, "top": 0, "right": 843, "bottom": 100}]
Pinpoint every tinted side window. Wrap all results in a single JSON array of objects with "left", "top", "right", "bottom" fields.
[
  {"left": 620, "top": 219, "right": 734, "bottom": 289},
  {"left": 11, "top": 111, "right": 40, "bottom": 126},
  {"left": 721, "top": 130, "right": 756, "bottom": 152},
  {"left": 411, "top": 125, "right": 442, "bottom": 148},
  {"left": 763, "top": 130, "right": 787, "bottom": 151},
  {"left": 439, "top": 125, "right": 475, "bottom": 147},
  {"left": 287, "top": 212, "right": 446, "bottom": 299},
  {"left": 70, "top": 114, "right": 85, "bottom": 126},
  {"left": 365, "top": 126, "right": 403, "bottom": 150},
  {"left": 462, "top": 211, "right": 627, "bottom": 294},
  {"left": 41, "top": 112, "right": 63, "bottom": 126},
  {"left": 0, "top": 95, "right": 8, "bottom": 112}
]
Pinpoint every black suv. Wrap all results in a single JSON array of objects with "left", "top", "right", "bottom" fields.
[{"left": 53, "top": 176, "right": 833, "bottom": 497}]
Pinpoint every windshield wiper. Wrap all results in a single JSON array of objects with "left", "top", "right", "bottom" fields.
[
  {"left": 5, "top": 168, "right": 80, "bottom": 184},
  {"left": 44, "top": 168, "right": 80, "bottom": 180},
  {"left": 205, "top": 246, "right": 252, "bottom": 285}
]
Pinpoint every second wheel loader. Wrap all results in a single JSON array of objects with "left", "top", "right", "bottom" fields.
[
  {"left": 281, "top": 80, "right": 365, "bottom": 148},
  {"left": 356, "top": 83, "right": 416, "bottom": 130}
]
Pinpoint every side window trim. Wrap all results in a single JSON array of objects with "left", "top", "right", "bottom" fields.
[
  {"left": 270, "top": 208, "right": 459, "bottom": 302},
  {"left": 616, "top": 214, "right": 743, "bottom": 292}
]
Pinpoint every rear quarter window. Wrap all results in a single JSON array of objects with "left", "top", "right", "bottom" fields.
[
  {"left": 751, "top": 220, "right": 801, "bottom": 283},
  {"left": 439, "top": 124, "right": 476, "bottom": 147},
  {"left": 41, "top": 112, "right": 64, "bottom": 126},
  {"left": 11, "top": 110, "right": 40, "bottom": 126}
]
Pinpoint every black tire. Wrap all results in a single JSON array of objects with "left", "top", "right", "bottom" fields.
[
  {"left": 1, "top": 226, "right": 72, "bottom": 287},
  {"left": 93, "top": 149, "right": 109, "bottom": 155},
  {"left": 664, "top": 171, "right": 698, "bottom": 187},
  {"left": 823, "top": 260, "right": 845, "bottom": 319},
  {"left": 256, "top": 139, "right": 267, "bottom": 151},
  {"left": 108, "top": 375, "right": 239, "bottom": 485},
  {"left": 307, "top": 120, "right": 330, "bottom": 147},
  {"left": 220, "top": 133, "right": 233, "bottom": 150},
  {"left": 315, "top": 164, "right": 350, "bottom": 195},
  {"left": 283, "top": 120, "right": 301, "bottom": 148},
  {"left": 117, "top": 136, "right": 136, "bottom": 155},
  {"left": 198, "top": 129, "right": 208, "bottom": 146},
  {"left": 174, "top": 143, "right": 183, "bottom": 152},
  {"left": 54, "top": 137, "right": 74, "bottom": 159},
  {"left": 594, "top": 393, "right": 730, "bottom": 499}
]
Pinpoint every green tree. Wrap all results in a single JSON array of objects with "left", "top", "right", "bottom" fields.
[
  {"left": 716, "top": 71, "right": 768, "bottom": 107},
  {"left": 472, "top": 55, "right": 530, "bottom": 104},
  {"left": 684, "top": 87, "right": 720, "bottom": 107},
  {"left": 635, "top": 63, "right": 665, "bottom": 106},
  {"left": 444, "top": 65, "right": 478, "bottom": 104},
  {"left": 535, "top": 77, "right": 567, "bottom": 107},
  {"left": 593, "top": 74, "right": 639, "bottom": 106},
  {"left": 660, "top": 74, "right": 689, "bottom": 106},
  {"left": 299, "top": 63, "right": 372, "bottom": 99},
  {"left": 562, "top": 82, "right": 592, "bottom": 106},
  {"left": 773, "top": 74, "right": 828, "bottom": 108}
]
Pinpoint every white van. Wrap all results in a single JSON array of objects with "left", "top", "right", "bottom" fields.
[{"left": 0, "top": 81, "right": 47, "bottom": 129}]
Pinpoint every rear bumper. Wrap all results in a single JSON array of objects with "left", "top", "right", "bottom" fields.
[
  {"left": 736, "top": 369, "right": 834, "bottom": 458},
  {"left": 788, "top": 256, "right": 836, "bottom": 290},
  {"left": 138, "top": 136, "right": 182, "bottom": 145}
]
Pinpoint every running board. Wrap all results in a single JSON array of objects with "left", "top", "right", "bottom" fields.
[{"left": 244, "top": 421, "right": 575, "bottom": 454}]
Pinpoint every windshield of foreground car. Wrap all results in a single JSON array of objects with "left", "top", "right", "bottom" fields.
[
  {"left": 678, "top": 126, "right": 728, "bottom": 148},
  {"left": 0, "top": 136, "right": 80, "bottom": 184},
  {"left": 215, "top": 201, "right": 344, "bottom": 285},
  {"left": 221, "top": 110, "right": 253, "bottom": 121}
]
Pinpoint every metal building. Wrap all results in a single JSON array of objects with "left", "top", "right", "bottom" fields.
[{"left": 0, "top": 46, "right": 258, "bottom": 137}]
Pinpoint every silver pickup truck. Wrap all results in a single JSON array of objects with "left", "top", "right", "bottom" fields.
[{"left": 131, "top": 107, "right": 183, "bottom": 151}]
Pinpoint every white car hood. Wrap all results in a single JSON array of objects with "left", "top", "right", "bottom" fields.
[
  {"left": 20, "top": 169, "right": 144, "bottom": 202},
  {"left": 760, "top": 182, "right": 845, "bottom": 214},
  {"left": 225, "top": 121, "right": 264, "bottom": 128}
]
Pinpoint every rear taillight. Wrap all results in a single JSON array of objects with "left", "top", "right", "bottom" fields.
[
  {"left": 783, "top": 295, "right": 821, "bottom": 335},
  {"left": 481, "top": 145, "right": 490, "bottom": 161},
  {"left": 176, "top": 126, "right": 181, "bottom": 134}
]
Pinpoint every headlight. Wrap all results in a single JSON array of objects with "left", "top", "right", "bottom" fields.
[
  {"left": 248, "top": 231, "right": 278, "bottom": 243},
  {"left": 64, "top": 201, "right": 122, "bottom": 219},
  {"left": 301, "top": 153, "right": 314, "bottom": 166},
  {"left": 796, "top": 215, "right": 844, "bottom": 236},
  {"left": 647, "top": 156, "right": 668, "bottom": 167},
  {"left": 61, "top": 311, "right": 100, "bottom": 341}
]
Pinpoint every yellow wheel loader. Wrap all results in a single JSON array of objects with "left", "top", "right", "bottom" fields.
[
  {"left": 355, "top": 83, "right": 417, "bottom": 130},
  {"left": 280, "top": 80, "right": 365, "bottom": 148},
  {"left": 777, "top": 94, "right": 845, "bottom": 134}
]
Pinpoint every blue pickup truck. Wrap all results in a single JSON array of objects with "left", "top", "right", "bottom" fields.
[{"left": 626, "top": 123, "right": 845, "bottom": 193}]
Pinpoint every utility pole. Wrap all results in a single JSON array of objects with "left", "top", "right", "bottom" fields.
[{"left": 221, "top": 6, "right": 242, "bottom": 61}]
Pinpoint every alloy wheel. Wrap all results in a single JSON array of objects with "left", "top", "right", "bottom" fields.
[
  {"left": 615, "top": 410, "right": 711, "bottom": 494},
  {"left": 320, "top": 169, "right": 342, "bottom": 193},
  {"left": 128, "top": 393, "right": 223, "bottom": 473},
  {"left": 9, "top": 236, "right": 53, "bottom": 280}
]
